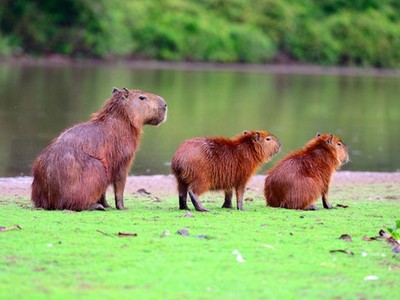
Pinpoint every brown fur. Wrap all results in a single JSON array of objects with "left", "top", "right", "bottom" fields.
[
  {"left": 31, "top": 88, "right": 167, "bottom": 211},
  {"left": 264, "top": 133, "right": 349, "bottom": 210},
  {"left": 172, "top": 130, "right": 281, "bottom": 211}
]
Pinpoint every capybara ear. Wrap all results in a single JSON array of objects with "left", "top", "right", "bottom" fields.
[
  {"left": 316, "top": 132, "right": 321, "bottom": 137},
  {"left": 326, "top": 134, "right": 334, "bottom": 145},
  {"left": 122, "top": 87, "right": 129, "bottom": 98},
  {"left": 253, "top": 131, "right": 261, "bottom": 142},
  {"left": 243, "top": 130, "right": 250, "bottom": 135},
  {"left": 112, "top": 87, "right": 121, "bottom": 95}
]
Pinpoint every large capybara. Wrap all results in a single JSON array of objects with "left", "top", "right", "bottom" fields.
[
  {"left": 31, "top": 88, "right": 167, "bottom": 211},
  {"left": 171, "top": 130, "right": 281, "bottom": 212},
  {"left": 264, "top": 133, "right": 349, "bottom": 210}
]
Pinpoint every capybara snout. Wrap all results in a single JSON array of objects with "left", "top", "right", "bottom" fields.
[
  {"left": 331, "top": 134, "right": 349, "bottom": 165},
  {"left": 112, "top": 87, "right": 168, "bottom": 126},
  {"left": 242, "top": 130, "right": 281, "bottom": 163}
]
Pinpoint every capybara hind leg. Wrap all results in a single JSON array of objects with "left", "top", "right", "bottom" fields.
[
  {"left": 235, "top": 185, "right": 245, "bottom": 210},
  {"left": 322, "top": 192, "right": 333, "bottom": 209},
  {"left": 221, "top": 190, "right": 233, "bottom": 209},
  {"left": 88, "top": 203, "right": 106, "bottom": 211},
  {"left": 178, "top": 182, "right": 190, "bottom": 210},
  {"left": 179, "top": 194, "right": 189, "bottom": 210},
  {"left": 188, "top": 191, "right": 209, "bottom": 212},
  {"left": 97, "top": 193, "right": 110, "bottom": 208}
]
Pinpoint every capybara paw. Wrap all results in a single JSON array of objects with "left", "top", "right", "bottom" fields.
[
  {"left": 307, "top": 205, "right": 318, "bottom": 211},
  {"left": 179, "top": 206, "right": 190, "bottom": 210},
  {"left": 221, "top": 204, "right": 233, "bottom": 209},
  {"left": 116, "top": 200, "right": 128, "bottom": 210},
  {"left": 88, "top": 203, "right": 106, "bottom": 211},
  {"left": 195, "top": 207, "right": 210, "bottom": 212},
  {"left": 117, "top": 206, "right": 129, "bottom": 210},
  {"left": 236, "top": 204, "right": 244, "bottom": 211}
]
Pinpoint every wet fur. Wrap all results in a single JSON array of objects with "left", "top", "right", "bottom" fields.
[
  {"left": 172, "top": 131, "right": 280, "bottom": 211},
  {"left": 31, "top": 88, "right": 167, "bottom": 211},
  {"left": 264, "top": 133, "right": 349, "bottom": 210}
]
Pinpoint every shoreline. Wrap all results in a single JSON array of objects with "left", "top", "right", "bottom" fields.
[
  {"left": 2, "top": 56, "right": 400, "bottom": 78},
  {"left": 1, "top": 171, "right": 399, "bottom": 198}
]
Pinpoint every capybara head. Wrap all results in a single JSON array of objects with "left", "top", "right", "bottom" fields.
[
  {"left": 242, "top": 130, "right": 281, "bottom": 162},
  {"left": 315, "top": 133, "right": 349, "bottom": 167},
  {"left": 112, "top": 87, "right": 167, "bottom": 126}
]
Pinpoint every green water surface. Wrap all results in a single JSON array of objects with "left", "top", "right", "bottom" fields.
[{"left": 0, "top": 63, "right": 399, "bottom": 176}]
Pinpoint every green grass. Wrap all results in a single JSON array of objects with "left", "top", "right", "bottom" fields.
[{"left": 1, "top": 186, "right": 399, "bottom": 300}]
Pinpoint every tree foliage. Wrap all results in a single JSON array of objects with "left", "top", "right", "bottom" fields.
[{"left": 1, "top": 0, "right": 400, "bottom": 67}]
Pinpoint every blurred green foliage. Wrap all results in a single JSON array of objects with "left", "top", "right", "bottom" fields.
[{"left": 1, "top": 0, "right": 400, "bottom": 67}]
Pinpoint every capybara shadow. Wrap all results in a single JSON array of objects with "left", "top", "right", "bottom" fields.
[
  {"left": 31, "top": 88, "right": 167, "bottom": 211},
  {"left": 264, "top": 133, "right": 349, "bottom": 210},
  {"left": 172, "top": 130, "right": 281, "bottom": 212}
]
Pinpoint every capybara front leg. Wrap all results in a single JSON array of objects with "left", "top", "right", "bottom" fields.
[
  {"left": 235, "top": 186, "right": 245, "bottom": 210},
  {"left": 188, "top": 191, "right": 209, "bottom": 212},
  {"left": 322, "top": 192, "right": 333, "bottom": 209},
  {"left": 97, "top": 193, "right": 110, "bottom": 208},
  {"left": 221, "top": 190, "right": 233, "bottom": 209},
  {"left": 114, "top": 176, "right": 128, "bottom": 210}
]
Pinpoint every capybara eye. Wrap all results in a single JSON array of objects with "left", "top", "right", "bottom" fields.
[
  {"left": 337, "top": 142, "right": 342, "bottom": 146},
  {"left": 266, "top": 137, "right": 271, "bottom": 141},
  {"left": 139, "top": 95, "right": 147, "bottom": 100}
]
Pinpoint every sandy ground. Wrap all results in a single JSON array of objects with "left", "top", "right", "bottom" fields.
[{"left": 0, "top": 171, "right": 399, "bottom": 199}]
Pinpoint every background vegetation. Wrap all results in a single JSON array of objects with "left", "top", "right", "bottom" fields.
[{"left": 1, "top": 0, "right": 400, "bottom": 67}]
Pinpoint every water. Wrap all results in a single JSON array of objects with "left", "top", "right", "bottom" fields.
[{"left": 0, "top": 62, "right": 399, "bottom": 177}]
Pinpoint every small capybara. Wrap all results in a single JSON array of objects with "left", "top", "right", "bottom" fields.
[
  {"left": 31, "top": 87, "right": 167, "bottom": 211},
  {"left": 264, "top": 133, "right": 349, "bottom": 210},
  {"left": 171, "top": 130, "right": 281, "bottom": 212}
]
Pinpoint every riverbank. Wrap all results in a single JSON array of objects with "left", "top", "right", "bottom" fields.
[
  {"left": 1, "top": 171, "right": 399, "bottom": 200},
  {"left": 2, "top": 56, "right": 400, "bottom": 78}
]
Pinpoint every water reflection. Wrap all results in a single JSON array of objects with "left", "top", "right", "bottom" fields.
[{"left": 0, "top": 62, "right": 399, "bottom": 176}]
